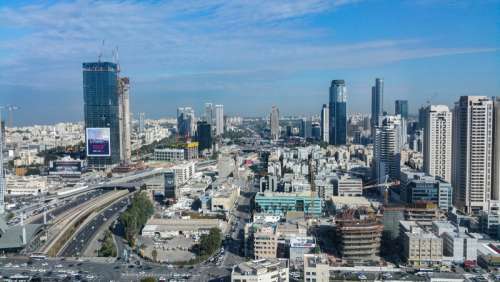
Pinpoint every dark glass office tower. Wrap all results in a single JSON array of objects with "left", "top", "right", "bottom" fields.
[
  {"left": 83, "top": 62, "right": 120, "bottom": 169},
  {"left": 371, "top": 78, "right": 384, "bottom": 131},
  {"left": 196, "top": 121, "right": 212, "bottom": 152},
  {"left": 395, "top": 100, "right": 409, "bottom": 120},
  {"left": 329, "top": 80, "right": 347, "bottom": 145}
]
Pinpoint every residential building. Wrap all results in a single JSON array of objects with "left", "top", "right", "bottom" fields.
[
  {"left": 401, "top": 221, "right": 443, "bottom": 266},
  {"left": 374, "top": 115, "right": 404, "bottom": 182},
  {"left": 333, "top": 174, "right": 362, "bottom": 197},
  {"left": 493, "top": 97, "right": 500, "bottom": 200},
  {"left": 172, "top": 162, "right": 195, "bottom": 185},
  {"left": 215, "top": 104, "right": 224, "bottom": 136},
  {"left": 321, "top": 104, "right": 329, "bottom": 143},
  {"left": 424, "top": 105, "right": 452, "bottom": 182},
  {"left": 452, "top": 96, "right": 494, "bottom": 214}
]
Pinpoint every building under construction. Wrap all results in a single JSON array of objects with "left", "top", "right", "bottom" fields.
[{"left": 335, "top": 207, "right": 383, "bottom": 262}]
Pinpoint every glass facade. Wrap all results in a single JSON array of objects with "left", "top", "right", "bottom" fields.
[
  {"left": 329, "top": 80, "right": 347, "bottom": 145},
  {"left": 83, "top": 62, "right": 120, "bottom": 169},
  {"left": 395, "top": 100, "right": 409, "bottom": 120}
]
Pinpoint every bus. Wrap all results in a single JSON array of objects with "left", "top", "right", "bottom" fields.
[{"left": 30, "top": 252, "right": 47, "bottom": 260}]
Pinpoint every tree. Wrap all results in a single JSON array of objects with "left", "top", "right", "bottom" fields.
[
  {"left": 197, "top": 228, "right": 222, "bottom": 256},
  {"left": 119, "top": 192, "right": 155, "bottom": 246},
  {"left": 140, "top": 278, "right": 156, "bottom": 282}
]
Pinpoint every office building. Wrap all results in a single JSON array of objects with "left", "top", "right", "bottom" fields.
[
  {"left": 371, "top": 78, "right": 384, "bottom": 131},
  {"left": 320, "top": 104, "right": 329, "bottom": 143},
  {"left": 118, "top": 77, "right": 131, "bottom": 164},
  {"left": 452, "top": 96, "right": 494, "bottom": 214},
  {"left": 441, "top": 229, "right": 478, "bottom": 263},
  {"left": 329, "top": 80, "right": 347, "bottom": 145},
  {"left": 83, "top": 62, "right": 121, "bottom": 169},
  {"left": 311, "top": 123, "right": 321, "bottom": 140},
  {"left": 215, "top": 104, "right": 224, "bottom": 136},
  {"left": 164, "top": 171, "right": 177, "bottom": 200},
  {"left": 333, "top": 175, "right": 363, "bottom": 197},
  {"left": 418, "top": 106, "right": 426, "bottom": 129},
  {"left": 196, "top": 121, "right": 212, "bottom": 152},
  {"left": 401, "top": 222, "right": 443, "bottom": 266},
  {"left": 374, "top": 115, "right": 404, "bottom": 182},
  {"left": 335, "top": 208, "right": 383, "bottom": 262},
  {"left": 231, "top": 259, "right": 289, "bottom": 282},
  {"left": 270, "top": 106, "right": 280, "bottom": 141},
  {"left": 301, "top": 118, "right": 312, "bottom": 139},
  {"left": 254, "top": 191, "right": 322, "bottom": 216},
  {"left": 395, "top": 100, "right": 409, "bottom": 120},
  {"left": 424, "top": 105, "right": 452, "bottom": 182},
  {"left": 177, "top": 107, "right": 195, "bottom": 138},
  {"left": 400, "top": 171, "right": 453, "bottom": 210}
]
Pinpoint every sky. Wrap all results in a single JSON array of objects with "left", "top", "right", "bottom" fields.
[{"left": 0, "top": 0, "right": 499, "bottom": 126}]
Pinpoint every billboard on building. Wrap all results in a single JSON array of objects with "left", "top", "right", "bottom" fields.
[
  {"left": 86, "top": 128, "right": 111, "bottom": 157},
  {"left": 49, "top": 160, "right": 82, "bottom": 177}
]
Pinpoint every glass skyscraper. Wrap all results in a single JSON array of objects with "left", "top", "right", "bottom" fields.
[
  {"left": 371, "top": 78, "right": 384, "bottom": 131},
  {"left": 395, "top": 100, "right": 409, "bottom": 120},
  {"left": 329, "top": 80, "right": 347, "bottom": 145},
  {"left": 83, "top": 62, "right": 121, "bottom": 169}
]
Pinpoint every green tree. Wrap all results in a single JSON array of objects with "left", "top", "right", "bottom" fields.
[
  {"left": 151, "top": 249, "right": 158, "bottom": 262},
  {"left": 140, "top": 277, "right": 157, "bottom": 282},
  {"left": 119, "top": 192, "right": 155, "bottom": 246},
  {"left": 197, "top": 228, "right": 222, "bottom": 256}
]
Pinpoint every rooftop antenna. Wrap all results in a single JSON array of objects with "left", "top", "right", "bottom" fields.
[{"left": 98, "top": 40, "right": 105, "bottom": 62}]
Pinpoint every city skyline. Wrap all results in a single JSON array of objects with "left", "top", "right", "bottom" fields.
[{"left": 1, "top": 0, "right": 499, "bottom": 126}]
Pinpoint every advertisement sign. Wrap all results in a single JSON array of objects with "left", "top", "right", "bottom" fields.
[
  {"left": 49, "top": 160, "right": 82, "bottom": 177},
  {"left": 86, "top": 128, "right": 111, "bottom": 157}
]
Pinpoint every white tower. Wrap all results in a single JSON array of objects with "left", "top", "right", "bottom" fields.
[
  {"left": 270, "top": 106, "right": 280, "bottom": 141},
  {"left": 0, "top": 114, "right": 4, "bottom": 214},
  {"left": 118, "top": 77, "right": 131, "bottom": 164},
  {"left": 452, "top": 96, "right": 494, "bottom": 214},
  {"left": 215, "top": 104, "right": 224, "bottom": 136},
  {"left": 423, "top": 105, "right": 452, "bottom": 182}
]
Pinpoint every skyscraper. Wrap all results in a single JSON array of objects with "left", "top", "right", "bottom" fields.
[
  {"left": 205, "top": 103, "right": 214, "bottom": 126},
  {"left": 329, "top": 80, "right": 347, "bottom": 145},
  {"left": 493, "top": 98, "right": 500, "bottom": 200},
  {"left": 83, "top": 62, "right": 121, "bottom": 169},
  {"left": 215, "top": 104, "right": 224, "bottom": 136},
  {"left": 321, "top": 104, "right": 329, "bottom": 143},
  {"left": 270, "top": 106, "right": 280, "bottom": 141},
  {"left": 374, "top": 115, "right": 404, "bottom": 182},
  {"left": 395, "top": 100, "right": 409, "bottom": 120},
  {"left": 138, "top": 112, "right": 145, "bottom": 134},
  {"left": 301, "top": 118, "right": 312, "bottom": 139},
  {"left": 118, "top": 77, "right": 131, "bottom": 164},
  {"left": 423, "top": 105, "right": 452, "bottom": 182},
  {"left": 177, "top": 107, "right": 195, "bottom": 138},
  {"left": 452, "top": 96, "right": 494, "bottom": 214},
  {"left": 371, "top": 78, "right": 384, "bottom": 132},
  {"left": 196, "top": 121, "right": 212, "bottom": 152}
]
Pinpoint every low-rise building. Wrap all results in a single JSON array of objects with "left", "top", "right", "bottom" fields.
[
  {"left": 172, "top": 161, "right": 195, "bottom": 185},
  {"left": 334, "top": 174, "right": 362, "bottom": 197},
  {"left": 142, "top": 218, "right": 224, "bottom": 238},
  {"left": 289, "top": 236, "right": 316, "bottom": 263},
  {"left": 6, "top": 175, "right": 48, "bottom": 196},
  {"left": 401, "top": 222, "right": 443, "bottom": 266},
  {"left": 211, "top": 184, "right": 240, "bottom": 213},
  {"left": 254, "top": 191, "right": 322, "bottom": 217},
  {"left": 231, "top": 258, "right": 289, "bottom": 282}
]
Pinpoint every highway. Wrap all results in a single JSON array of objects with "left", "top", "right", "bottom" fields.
[{"left": 59, "top": 197, "right": 130, "bottom": 257}]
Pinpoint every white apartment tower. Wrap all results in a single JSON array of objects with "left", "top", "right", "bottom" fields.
[
  {"left": 374, "top": 115, "right": 404, "bottom": 183},
  {"left": 320, "top": 104, "right": 329, "bottom": 143},
  {"left": 215, "top": 104, "right": 224, "bottom": 136},
  {"left": 205, "top": 102, "right": 214, "bottom": 126},
  {"left": 0, "top": 114, "right": 4, "bottom": 214},
  {"left": 270, "top": 106, "right": 280, "bottom": 141},
  {"left": 492, "top": 98, "right": 500, "bottom": 200},
  {"left": 452, "top": 96, "right": 494, "bottom": 214},
  {"left": 424, "top": 105, "right": 452, "bottom": 182}
]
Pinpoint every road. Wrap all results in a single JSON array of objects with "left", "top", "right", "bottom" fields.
[{"left": 59, "top": 197, "right": 131, "bottom": 257}]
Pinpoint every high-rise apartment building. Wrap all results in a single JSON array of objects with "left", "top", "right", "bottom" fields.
[
  {"left": 118, "top": 77, "right": 131, "bottom": 164},
  {"left": 205, "top": 102, "right": 214, "bottom": 126},
  {"left": 0, "top": 115, "right": 5, "bottom": 214},
  {"left": 320, "top": 104, "right": 329, "bottom": 143},
  {"left": 395, "top": 100, "right": 409, "bottom": 120},
  {"left": 493, "top": 98, "right": 500, "bottom": 200},
  {"left": 452, "top": 96, "right": 494, "bottom": 214},
  {"left": 83, "top": 62, "right": 121, "bottom": 169},
  {"left": 374, "top": 115, "right": 404, "bottom": 182},
  {"left": 371, "top": 78, "right": 384, "bottom": 132},
  {"left": 138, "top": 112, "right": 145, "bottom": 134},
  {"left": 215, "top": 104, "right": 224, "bottom": 136},
  {"left": 423, "top": 105, "right": 452, "bottom": 182},
  {"left": 270, "top": 106, "right": 280, "bottom": 141},
  {"left": 177, "top": 107, "right": 195, "bottom": 138},
  {"left": 329, "top": 80, "right": 347, "bottom": 145}
]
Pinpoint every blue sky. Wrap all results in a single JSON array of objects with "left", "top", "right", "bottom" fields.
[{"left": 0, "top": 0, "right": 499, "bottom": 125}]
